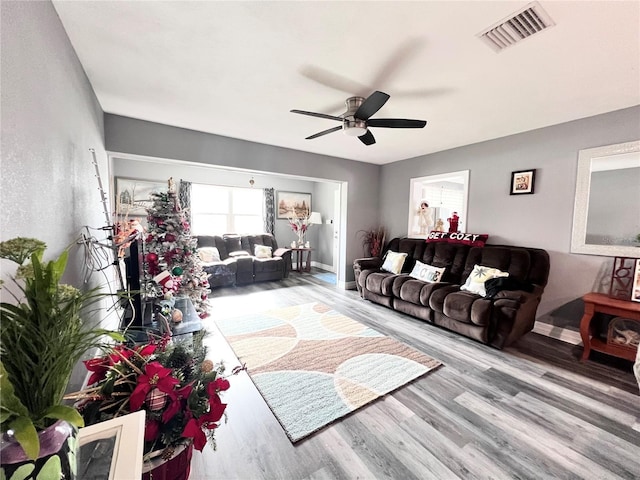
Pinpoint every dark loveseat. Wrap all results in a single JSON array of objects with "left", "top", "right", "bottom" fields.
[
  {"left": 354, "top": 237, "right": 550, "bottom": 349},
  {"left": 196, "top": 234, "right": 291, "bottom": 288}
]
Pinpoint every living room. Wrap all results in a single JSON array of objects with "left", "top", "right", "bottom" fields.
[{"left": 1, "top": 1, "right": 639, "bottom": 478}]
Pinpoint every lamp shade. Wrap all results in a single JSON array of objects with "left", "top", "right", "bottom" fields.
[{"left": 308, "top": 212, "right": 322, "bottom": 225}]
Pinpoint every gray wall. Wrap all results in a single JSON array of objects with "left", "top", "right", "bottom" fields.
[
  {"left": 1, "top": 0, "right": 107, "bottom": 288},
  {"left": 1, "top": 1, "right": 110, "bottom": 389},
  {"left": 380, "top": 105, "right": 640, "bottom": 326},
  {"left": 106, "top": 115, "right": 380, "bottom": 282},
  {"left": 112, "top": 157, "right": 336, "bottom": 265}
]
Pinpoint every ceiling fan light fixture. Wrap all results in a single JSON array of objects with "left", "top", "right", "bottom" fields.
[{"left": 343, "top": 118, "right": 367, "bottom": 137}]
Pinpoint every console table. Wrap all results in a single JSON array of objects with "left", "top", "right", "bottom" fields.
[
  {"left": 291, "top": 247, "right": 312, "bottom": 273},
  {"left": 579, "top": 292, "right": 640, "bottom": 362}
]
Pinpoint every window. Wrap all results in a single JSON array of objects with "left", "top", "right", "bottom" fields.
[{"left": 191, "top": 184, "right": 263, "bottom": 235}]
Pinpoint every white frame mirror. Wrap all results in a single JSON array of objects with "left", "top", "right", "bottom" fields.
[
  {"left": 571, "top": 140, "right": 640, "bottom": 256},
  {"left": 408, "top": 170, "right": 469, "bottom": 238}
]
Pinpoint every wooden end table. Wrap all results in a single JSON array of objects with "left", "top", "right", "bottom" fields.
[
  {"left": 579, "top": 292, "right": 640, "bottom": 362},
  {"left": 291, "top": 247, "right": 312, "bottom": 273}
]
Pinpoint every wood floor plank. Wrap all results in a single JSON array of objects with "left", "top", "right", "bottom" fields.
[{"left": 188, "top": 272, "right": 640, "bottom": 480}]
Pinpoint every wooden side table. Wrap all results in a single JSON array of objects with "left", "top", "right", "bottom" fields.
[
  {"left": 579, "top": 292, "right": 640, "bottom": 362},
  {"left": 291, "top": 247, "right": 312, "bottom": 273}
]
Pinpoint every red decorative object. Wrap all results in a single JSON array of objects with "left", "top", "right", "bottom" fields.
[
  {"left": 447, "top": 212, "right": 460, "bottom": 233},
  {"left": 142, "top": 442, "right": 193, "bottom": 480}
]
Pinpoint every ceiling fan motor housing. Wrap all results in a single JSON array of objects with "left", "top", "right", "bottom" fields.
[{"left": 343, "top": 96, "right": 368, "bottom": 136}]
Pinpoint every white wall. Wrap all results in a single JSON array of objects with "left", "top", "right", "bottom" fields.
[{"left": 379, "top": 106, "right": 640, "bottom": 328}]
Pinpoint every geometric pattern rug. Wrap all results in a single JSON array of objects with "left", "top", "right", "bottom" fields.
[{"left": 215, "top": 302, "right": 442, "bottom": 442}]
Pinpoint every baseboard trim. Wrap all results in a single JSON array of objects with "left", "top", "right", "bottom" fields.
[
  {"left": 533, "top": 321, "right": 582, "bottom": 345},
  {"left": 341, "top": 280, "right": 357, "bottom": 290},
  {"left": 311, "top": 261, "right": 334, "bottom": 272}
]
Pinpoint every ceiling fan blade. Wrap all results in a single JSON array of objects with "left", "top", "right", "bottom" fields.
[
  {"left": 305, "top": 125, "right": 342, "bottom": 140},
  {"left": 290, "top": 110, "right": 343, "bottom": 122},
  {"left": 367, "top": 118, "right": 427, "bottom": 128},
  {"left": 355, "top": 91, "right": 390, "bottom": 120},
  {"left": 358, "top": 130, "right": 376, "bottom": 146}
]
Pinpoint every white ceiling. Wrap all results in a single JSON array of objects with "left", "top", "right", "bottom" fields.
[{"left": 52, "top": 1, "right": 640, "bottom": 165}]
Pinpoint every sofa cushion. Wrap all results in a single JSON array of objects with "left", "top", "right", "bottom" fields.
[
  {"left": 365, "top": 272, "right": 396, "bottom": 296},
  {"left": 409, "top": 261, "right": 445, "bottom": 283},
  {"left": 224, "top": 235, "right": 243, "bottom": 253},
  {"left": 254, "top": 245, "right": 272, "bottom": 258},
  {"left": 443, "top": 291, "right": 492, "bottom": 326},
  {"left": 381, "top": 251, "right": 408, "bottom": 274},
  {"left": 197, "top": 246, "right": 221, "bottom": 263},
  {"left": 461, "top": 264, "right": 509, "bottom": 297}
]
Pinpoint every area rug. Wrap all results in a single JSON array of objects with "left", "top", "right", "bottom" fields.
[
  {"left": 313, "top": 272, "right": 336, "bottom": 284},
  {"left": 215, "top": 302, "right": 442, "bottom": 442}
]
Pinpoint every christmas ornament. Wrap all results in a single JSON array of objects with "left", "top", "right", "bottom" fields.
[
  {"left": 201, "top": 360, "right": 214, "bottom": 373},
  {"left": 171, "top": 308, "right": 183, "bottom": 323},
  {"left": 146, "top": 387, "right": 168, "bottom": 411},
  {"left": 165, "top": 233, "right": 176, "bottom": 243},
  {"left": 172, "top": 266, "right": 183, "bottom": 276},
  {"left": 147, "top": 252, "right": 158, "bottom": 263}
]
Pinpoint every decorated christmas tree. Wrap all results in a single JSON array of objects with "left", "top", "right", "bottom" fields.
[{"left": 143, "top": 178, "right": 210, "bottom": 318}]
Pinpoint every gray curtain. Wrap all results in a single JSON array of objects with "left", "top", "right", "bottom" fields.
[
  {"left": 179, "top": 179, "right": 192, "bottom": 226},
  {"left": 264, "top": 187, "right": 275, "bottom": 234}
]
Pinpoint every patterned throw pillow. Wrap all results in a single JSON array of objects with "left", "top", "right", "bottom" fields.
[
  {"left": 254, "top": 245, "right": 273, "bottom": 259},
  {"left": 409, "top": 261, "right": 445, "bottom": 283},
  {"left": 460, "top": 264, "right": 509, "bottom": 297},
  {"left": 197, "top": 247, "right": 221, "bottom": 263},
  {"left": 381, "top": 251, "right": 408, "bottom": 274}
]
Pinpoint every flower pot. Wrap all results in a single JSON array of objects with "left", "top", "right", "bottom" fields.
[
  {"left": 0, "top": 420, "right": 77, "bottom": 480},
  {"left": 142, "top": 442, "right": 193, "bottom": 480}
]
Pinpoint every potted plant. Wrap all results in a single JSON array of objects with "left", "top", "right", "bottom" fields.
[
  {"left": 66, "top": 332, "right": 239, "bottom": 480},
  {"left": 357, "top": 226, "right": 387, "bottom": 258},
  {"left": 0, "top": 237, "right": 123, "bottom": 479}
]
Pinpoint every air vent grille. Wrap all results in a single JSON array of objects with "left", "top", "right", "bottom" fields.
[{"left": 478, "top": 2, "right": 555, "bottom": 52}]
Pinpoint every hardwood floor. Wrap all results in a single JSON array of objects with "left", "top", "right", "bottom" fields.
[{"left": 190, "top": 271, "right": 640, "bottom": 480}]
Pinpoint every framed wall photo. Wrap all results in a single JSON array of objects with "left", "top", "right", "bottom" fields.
[
  {"left": 115, "top": 177, "right": 167, "bottom": 216},
  {"left": 276, "top": 191, "right": 311, "bottom": 219},
  {"left": 510, "top": 169, "right": 536, "bottom": 195}
]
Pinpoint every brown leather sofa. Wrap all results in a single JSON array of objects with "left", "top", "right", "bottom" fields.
[
  {"left": 354, "top": 237, "right": 550, "bottom": 349},
  {"left": 196, "top": 234, "right": 291, "bottom": 288}
]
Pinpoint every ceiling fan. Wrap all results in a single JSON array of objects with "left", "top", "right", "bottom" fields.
[{"left": 291, "top": 91, "right": 427, "bottom": 146}]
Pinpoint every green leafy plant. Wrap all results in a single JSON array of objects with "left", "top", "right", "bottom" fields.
[{"left": 0, "top": 237, "right": 123, "bottom": 460}]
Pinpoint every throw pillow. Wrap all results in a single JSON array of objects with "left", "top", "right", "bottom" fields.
[
  {"left": 461, "top": 264, "right": 509, "bottom": 297},
  {"left": 381, "top": 251, "right": 408, "bottom": 274},
  {"left": 426, "top": 231, "right": 489, "bottom": 247},
  {"left": 254, "top": 245, "right": 273, "bottom": 259},
  {"left": 409, "top": 261, "right": 445, "bottom": 283},
  {"left": 228, "top": 250, "right": 250, "bottom": 258},
  {"left": 197, "top": 247, "right": 221, "bottom": 263}
]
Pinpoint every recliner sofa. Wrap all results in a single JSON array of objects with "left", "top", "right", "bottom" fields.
[
  {"left": 354, "top": 237, "right": 550, "bottom": 349},
  {"left": 196, "top": 234, "right": 291, "bottom": 288}
]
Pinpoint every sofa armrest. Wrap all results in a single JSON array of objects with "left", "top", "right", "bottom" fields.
[
  {"left": 493, "top": 285, "right": 543, "bottom": 303},
  {"left": 273, "top": 248, "right": 292, "bottom": 277},
  {"left": 353, "top": 257, "right": 383, "bottom": 271}
]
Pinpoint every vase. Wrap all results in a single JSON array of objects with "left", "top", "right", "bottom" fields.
[
  {"left": 297, "top": 231, "right": 305, "bottom": 247},
  {"left": 0, "top": 420, "right": 78, "bottom": 480},
  {"left": 142, "top": 442, "right": 193, "bottom": 480}
]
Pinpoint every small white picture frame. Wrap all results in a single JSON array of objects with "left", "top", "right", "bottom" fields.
[{"left": 78, "top": 411, "right": 146, "bottom": 479}]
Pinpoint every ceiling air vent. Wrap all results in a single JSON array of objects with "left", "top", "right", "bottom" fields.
[{"left": 477, "top": 1, "right": 555, "bottom": 52}]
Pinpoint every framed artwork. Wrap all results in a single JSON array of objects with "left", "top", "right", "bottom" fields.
[
  {"left": 510, "top": 169, "right": 536, "bottom": 195},
  {"left": 115, "top": 177, "right": 167, "bottom": 216},
  {"left": 632, "top": 259, "right": 640, "bottom": 303},
  {"left": 78, "top": 411, "right": 146, "bottom": 479},
  {"left": 276, "top": 191, "right": 311, "bottom": 219}
]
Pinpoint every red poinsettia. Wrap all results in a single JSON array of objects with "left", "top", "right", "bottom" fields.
[{"left": 69, "top": 334, "right": 239, "bottom": 461}]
